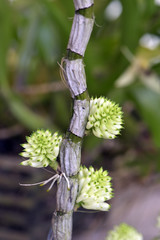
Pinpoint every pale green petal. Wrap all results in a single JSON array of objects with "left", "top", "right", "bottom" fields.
[
  {"left": 86, "top": 121, "right": 93, "bottom": 129},
  {"left": 20, "top": 160, "right": 30, "bottom": 166},
  {"left": 20, "top": 152, "right": 30, "bottom": 158},
  {"left": 30, "top": 161, "right": 45, "bottom": 168},
  {"left": 93, "top": 127, "right": 103, "bottom": 138},
  {"left": 21, "top": 143, "right": 30, "bottom": 149},
  {"left": 83, "top": 201, "right": 110, "bottom": 211}
]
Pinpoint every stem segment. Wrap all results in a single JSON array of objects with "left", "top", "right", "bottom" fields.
[{"left": 52, "top": 1, "right": 94, "bottom": 239}]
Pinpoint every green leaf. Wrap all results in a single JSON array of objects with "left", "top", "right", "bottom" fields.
[
  {"left": 38, "top": 18, "right": 60, "bottom": 65},
  {"left": 18, "top": 9, "right": 39, "bottom": 72},
  {"left": 143, "top": 0, "right": 155, "bottom": 17},
  {"left": 0, "top": 0, "right": 11, "bottom": 71},
  {"left": 129, "top": 85, "right": 160, "bottom": 147},
  {"left": 120, "top": 0, "right": 141, "bottom": 51}
]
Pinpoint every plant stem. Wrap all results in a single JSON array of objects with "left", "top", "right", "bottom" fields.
[{"left": 51, "top": 0, "right": 94, "bottom": 239}]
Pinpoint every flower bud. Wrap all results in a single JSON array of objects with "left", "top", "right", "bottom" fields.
[
  {"left": 106, "top": 223, "right": 143, "bottom": 240},
  {"left": 20, "top": 130, "right": 62, "bottom": 170},
  {"left": 76, "top": 166, "right": 113, "bottom": 211},
  {"left": 86, "top": 97, "right": 123, "bottom": 139}
]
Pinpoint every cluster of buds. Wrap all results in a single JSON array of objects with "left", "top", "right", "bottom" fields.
[
  {"left": 86, "top": 97, "right": 123, "bottom": 139},
  {"left": 75, "top": 166, "right": 113, "bottom": 211},
  {"left": 106, "top": 223, "right": 143, "bottom": 240},
  {"left": 20, "top": 130, "right": 62, "bottom": 170}
]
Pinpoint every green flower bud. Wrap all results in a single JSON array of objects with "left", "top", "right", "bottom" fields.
[
  {"left": 20, "top": 130, "right": 62, "bottom": 170},
  {"left": 86, "top": 97, "right": 123, "bottom": 139},
  {"left": 106, "top": 223, "right": 143, "bottom": 240},
  {"left": 76, "top": 166, "right": 113, "bottom": 211}
]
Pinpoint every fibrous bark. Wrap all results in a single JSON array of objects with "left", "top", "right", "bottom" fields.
[{"left": 52, "top": 1, "right": 94, "bottom": 239}]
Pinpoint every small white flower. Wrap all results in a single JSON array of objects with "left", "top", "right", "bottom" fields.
[
  {"left": 20, "top": 129, "right": 62, "bottom": 170},
  {"left": 106, "top": 223, "right": 143, "bottom": 240},
  {"left": 76, "top": 166, "right": 113, "bottom": 211},
  {"left": 86, "top": 97, "right": 123, "bottom": 139}
]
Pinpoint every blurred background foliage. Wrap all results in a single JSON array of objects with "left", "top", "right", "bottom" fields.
[
  {"left": 1, "top": 0, "right": 160, "bottom": 239},
  {"left": 0, "top": 0, "right": 160, "bottom": 175}
]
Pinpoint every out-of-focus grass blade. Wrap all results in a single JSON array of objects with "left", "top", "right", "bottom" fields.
[
  {"left": 41, "top": 0, "right": 71, "bottom": 42},
  {"left": 143, "top": 0, "right": 155, "bottom": 17},
  {"left": 7, "top": 93, "right": 51, "bottom": 130},
  {"left": 38, "top": 18, "right": 60, "bottom": 66},
  {"left": 129, "top": 85, "right": 160, "bottom": 148},
  {"left": 120, "top": 0, "right": 141, "bottom": 52},
  {"left": 17, "top": 9, "right": 39, "bottom": 85},
  {"left": 0, "top": 0, "right": 11, "bottom": 71},
  {"left": 0, "top": 0, "right": 54, "bottom": 130}
]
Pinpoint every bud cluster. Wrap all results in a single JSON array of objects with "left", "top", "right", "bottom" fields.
[
  {"left": 76, "top": 166, "right": 113, "bottom": 211},
  {"left": 20, "top": 130, "right": 62, "bottom": 170},
  {"left": 106, "top": 223, "right": 143, "bottom": 240},
  {"left": 86, "top": 97, "right": 123, "bottom": 139}
]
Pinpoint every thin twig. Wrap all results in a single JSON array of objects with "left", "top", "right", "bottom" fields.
[{"left": 14, "top": 81, "right": 66, "bottom": 95}]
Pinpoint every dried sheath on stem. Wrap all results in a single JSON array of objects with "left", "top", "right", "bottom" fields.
[{"left": 52, "top": 0, "right": 94, "bottom": 239}]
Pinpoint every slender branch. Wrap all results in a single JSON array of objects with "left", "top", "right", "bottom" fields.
[
  {"left": 51, "top": 1, "right": 94, "bottom": 239},
  {"left": 14, "top": 81, "right": 66, "bottom": 95}
]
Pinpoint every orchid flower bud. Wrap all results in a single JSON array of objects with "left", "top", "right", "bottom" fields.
[
  {"left": 20, "top": 130, "right": 62, "bottom": 170},
  {"left": 86, "top": 97, "right": 123, "bottom": 139},
  {"left": 76, "top": 166, "right": 113, "bottom": 211},
  {"left": 106, "top": 223, "right": 143, "bottom": 240}
]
